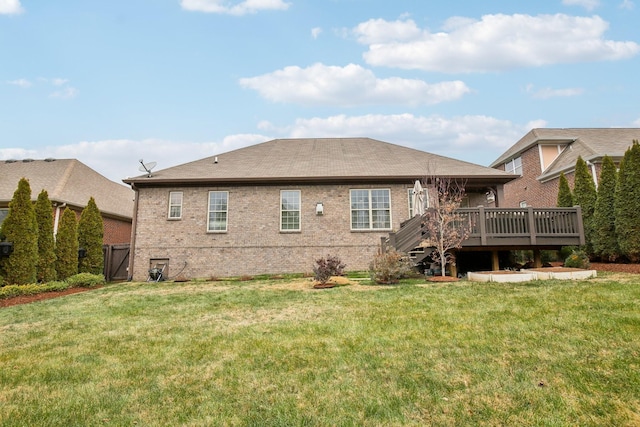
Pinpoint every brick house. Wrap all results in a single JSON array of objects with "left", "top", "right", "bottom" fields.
[
  {"left": 0, "top": 158, "right": 134, "bottom": 245},
  {"left": 490, "top": 128, "right": 640, "bottom": 207},
  {"left": 124, "top": 138, "right": 516, "bottom": 279}
]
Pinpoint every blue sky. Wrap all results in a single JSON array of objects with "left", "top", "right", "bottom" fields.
[{"left": 1, "top": 0, "right": 639, "bottom": 183}]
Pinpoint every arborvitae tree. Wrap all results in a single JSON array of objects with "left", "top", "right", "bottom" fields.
[
  {"left": 592, "top": 156, "right": 619, "bottom": 261},
  {"left": 557, "top": 172, "right": 574, "bottom": 207},
  {"left": 573, "top": 156, "right": 598, "bottom": 257},
  {"left": 78, "top": 197, "right": 104, "bottom": 275},
  {"left": 55, "top": 207, "right": 79, "bottom": 280},
  {"left": 615, "top": 140, "right": 640, "bottom": 261},
  {"left": 35, "top": 190, "right": 57, "bottom": 282},
  {"left": 0, "top": 178, "right": 38, "bottom": 285}
]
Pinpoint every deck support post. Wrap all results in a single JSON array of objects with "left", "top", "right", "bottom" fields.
[
  {"left": 534, "top": 249, "right": 542, "bottom": 268},
  {"left": 449, "top": 259, "right": 457, "bottom": 278},
  {"left": 491, "top": 250, "right": 500, "bottom": 271}
]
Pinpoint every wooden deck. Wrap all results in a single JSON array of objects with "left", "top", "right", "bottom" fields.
[{"left": 385, "top": 206, "right": 585, "bottom": 257}]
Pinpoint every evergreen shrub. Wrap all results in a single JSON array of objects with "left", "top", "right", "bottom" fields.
[
  {"left": 564, "top": 250, "right": 591, "bottom": 269},
  {"left": 65, "top": 273, "right": 105, "bottom": 288}
]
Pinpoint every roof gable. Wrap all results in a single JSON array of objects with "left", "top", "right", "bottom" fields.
[
  {"left": 0, "top": 159, "right": 133, "bottom": 219},
  {"left": 490, "top": 128, "right": 640, "bottom": 169},
  {"left": 125, "top": 138, "right": 514, "bottom": 186}
]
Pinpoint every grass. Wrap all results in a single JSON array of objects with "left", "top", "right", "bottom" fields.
[{"left": 1, "top": 273, "right": 639, "bottom": 426}]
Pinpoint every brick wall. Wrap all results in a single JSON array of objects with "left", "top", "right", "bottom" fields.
[
  {"left": 131, "top": 183, "right": 487, "bottom": 280},
  {"left": 500, "top": 147, "right": 602, "bottom": 207},
  {"left": 102, "top": 216, "right": 132, "bottom": 245}
]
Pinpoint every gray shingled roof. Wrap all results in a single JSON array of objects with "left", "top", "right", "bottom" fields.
[
  {"left": 125, "top": 138, "right": 514, "bottom": 186},
  {"left": 490, "top": 128, "right": 640, "bottom": 181},
  {"left": 0, "top": 159, "right": 133, "bottom": 219}
]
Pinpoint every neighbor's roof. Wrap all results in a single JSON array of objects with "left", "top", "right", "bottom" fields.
[
  {"left": 124, "top": 138, "right": 515, "bottom": 187},
  {"left": 490, "top": 128, "right": 640, "bottom": 181},
  {"left": 0, "top": 158, "right": 133, "bottom": 220}
]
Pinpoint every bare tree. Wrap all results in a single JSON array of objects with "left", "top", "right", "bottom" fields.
[{"left": 419, "top": 176, "right": 472, "bottom": 276}]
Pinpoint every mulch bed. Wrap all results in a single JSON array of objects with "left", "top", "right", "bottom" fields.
[{"left": 0, "top": 287, "right": 100, "bottom": 308}]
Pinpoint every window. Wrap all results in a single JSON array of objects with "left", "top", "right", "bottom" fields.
[
  {"left": 505, "top": 156, "right": 523, "bottom": 175},
  {"left": 207, "top": 191, "right": 228, "bottom": 232},
  {"left": 280, "top": 190, "right": 301, "bottom": 231},
  {"left": 350, "top": 189, "right": 391, "bottom": 230},
  {"left": 168, "top": 192, "right": 183, "bottom": 219}
]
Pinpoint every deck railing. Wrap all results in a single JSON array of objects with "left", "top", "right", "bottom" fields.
[{"left": 385, "top": 206, "right": 584, "bottom": 253}]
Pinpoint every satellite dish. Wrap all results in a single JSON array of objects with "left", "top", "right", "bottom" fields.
[{"left": 138, "top": 159, "right": 157, "bottom": 177}]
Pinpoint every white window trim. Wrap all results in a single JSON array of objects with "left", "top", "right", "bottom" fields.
[
  {"left": 505, "top": 156, "right": 523, "bottom": 175},
  {"left": 207, "top": 191, "right": 229, "bottom": 233},
  {"left": 280, "top": 190, "right": 301, "bottom": 232},
  {"left": 168, "top": 191, "right": 183, "bottom": 220},
  {"left": 350, "top": 188, "right": 392, "bottom": 231}
]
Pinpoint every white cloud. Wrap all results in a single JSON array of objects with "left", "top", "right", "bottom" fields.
[
  {"left": 311, "top": 27, "right": 322, "bottom": 39},
  {"left": 352, "top": 18, "right": 422, "bottom": 44},
  {"left": 259, "top": 113, "right": 538, "bottom": 164},
  {"left": 239, "top": 63, "right": 471, "bottom": 106},
  {"left": 0, "top": 113, "right": 541, "bottom": 183},
  {"left": 354, "top": 14, "right": 640, "bottom": 73},
  {"left": 51, "top": 78, "right": 69, "bottom": 86},
  {"left": 562, "top": 0, "right": 600, "bottom": 10},
  {"left": 180, "top": 0, "right": 290, "bottom": 15},
  {"left": 50, "top": 86, "right": 78, "bottom": 99},
  {"left": 0, "top": 0, "right": 23, "bottom": 15},
  {"left": 7, "top": 78, "right": 31, "bottom": 88},
  {"left": 526, "top": 84, "right": 584, "bottom": 99},
  {"left": 0, "top": 135, "right": 268, "bottom": 184},
  {"left": 620, "top": 0, "right": 635, "bottom": 9}
]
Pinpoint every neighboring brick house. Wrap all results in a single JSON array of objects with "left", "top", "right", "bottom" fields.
[
  {"left": 0, "top": 158, "right": 134, "bottom": 245},
  {"left": 124, "top": 138, "right": 516, "bottom": 279},
  {"left": 490, "top": 128, "right": 640, "bottom": 207}
]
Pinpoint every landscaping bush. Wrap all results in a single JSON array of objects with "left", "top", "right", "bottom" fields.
[
  {"left": 369, "top": 249, "right": 413, "bottom": 284},
  {"left": 55, "top": 207, "right": 79, "bottom": 280},
  {"left": 65, "top": 273, "right": 105, "bottom": 288},
  {"left": 564, "top": 250, "right": 591, "bottom": 269},
  {"left": 313, "top": 255, "right": 346, "bottom": 284},
  {"left": 0, "top": 281, "right": 70, "bottom": 300},
  {"left": 1, "top": 178, "right": 38, "bottom": 285},
  {"left": 78, "top": 197, "right": 104, "bottom": 275},
  {"left": 35, "top": 190, "right": 57, "bottom": 283}
]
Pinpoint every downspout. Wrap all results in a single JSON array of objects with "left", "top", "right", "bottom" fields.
[
  {"left": 586, "top": 160, "right": 598, "bottom": 189},
  {"left": 127, "top": 183, "right": 140, "bottom": 281},
  {"left": 53, "top": 202, "right": 67, "bottom": 237}
]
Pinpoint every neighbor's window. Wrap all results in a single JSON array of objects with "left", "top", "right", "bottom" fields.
[
  {"left": 505, "top": 156, "right": 523, "bottom": 175},
  {"left": 207, "top": 191, "right": 228, "bottom": 232},
  {"left": 168, "top": 191, "right": 183, "bottom": 219},
  {"left": 280, "top": 190, "right": 301, "bottom": 231},
  {"left": 350, "top": 189, "right": 391, "bottom": 230},
  {"left": 0, "top": 209, "right": 8, "bottom": 227}
]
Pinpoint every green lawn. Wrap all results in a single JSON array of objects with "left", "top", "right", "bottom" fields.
[{"left": 1, "top": 274, "right": 639, "bottom": 426}]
